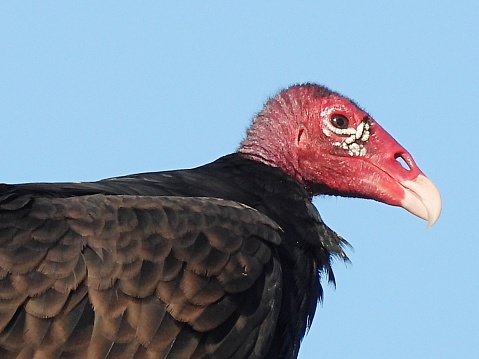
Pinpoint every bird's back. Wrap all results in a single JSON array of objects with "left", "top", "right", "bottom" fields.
[{"left": 0, "top": 154, "right": 346, "bottom": 359}]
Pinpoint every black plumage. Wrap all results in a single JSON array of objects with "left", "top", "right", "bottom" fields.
[{"left": 0, "top": 154, "right": 346, "bottom": 359}]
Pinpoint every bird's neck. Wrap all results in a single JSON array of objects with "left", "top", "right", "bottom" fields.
[
  {"left": 238, "top": 90, "right": 305, "bottom": 189},
  {"left": 238, "top": 131, "right": 298, "bottom": 180}
]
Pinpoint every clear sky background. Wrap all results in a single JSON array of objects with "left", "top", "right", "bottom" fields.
[{"left": 0, "top": 2, "right": 477, "bottom": 358}]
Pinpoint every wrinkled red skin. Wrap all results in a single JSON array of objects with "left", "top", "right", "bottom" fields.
[
  {"left": 295, "top": 94, "right": 423, "bottom": 207},
  {"left": 241, "top": 86, "right": 424, "bottom": 208}
]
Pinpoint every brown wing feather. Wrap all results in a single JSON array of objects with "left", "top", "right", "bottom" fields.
[{"left": 0, "top": 194, "right": 283, "bottom": 359}]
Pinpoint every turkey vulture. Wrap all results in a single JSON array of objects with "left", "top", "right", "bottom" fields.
[{"left": 0, "top": 84, "right": 441, "bottom": 359}]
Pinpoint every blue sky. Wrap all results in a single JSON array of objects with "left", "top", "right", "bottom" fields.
[{"left": 1, "top": 2, "right": 477, "bottom": 358}]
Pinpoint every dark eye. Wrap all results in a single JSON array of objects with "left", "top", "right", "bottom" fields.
[{"left": 330, "top": 114, "right": 349, "bottom": 129}]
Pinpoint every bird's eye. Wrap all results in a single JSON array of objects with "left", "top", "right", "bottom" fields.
[{"left": 330, "top": 114, "right": 349, "bottom": 129}]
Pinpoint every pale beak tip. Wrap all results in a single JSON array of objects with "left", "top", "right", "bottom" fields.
[
  {"left": 425, "top": 196, "right": 442, "bottom": 229},
  {"left": 401, "top": 174, "right": 442, "bottom": 229}
]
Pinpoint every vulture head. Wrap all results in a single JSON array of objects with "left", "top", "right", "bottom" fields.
[{"left": 239, "top": 84, "right": 441, "bottom": 227}]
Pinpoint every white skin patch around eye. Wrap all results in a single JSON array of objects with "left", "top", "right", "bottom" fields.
[
  {"left": 323, "top": 119, "right": 357, "bottom": 136},
  {"left": 330, "top": 118, "right": 372, "bottom": 156}
]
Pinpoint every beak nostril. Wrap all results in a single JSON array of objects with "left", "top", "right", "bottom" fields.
[{"left": 395, "top": 154, "right": 411, "bottom": 171}]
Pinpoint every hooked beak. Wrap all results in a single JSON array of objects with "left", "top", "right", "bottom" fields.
[
  {"left": 400, "top": 174, "right": 442, "bottom": 228},
  {"left": 359, "top": 120, "right": 442, "bottom": 228}
]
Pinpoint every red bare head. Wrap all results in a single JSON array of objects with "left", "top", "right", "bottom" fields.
[{"left": 239, "top": 84, "right": 441, "bottom": 227}]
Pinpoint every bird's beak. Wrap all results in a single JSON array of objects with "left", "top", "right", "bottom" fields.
[
  {"left": 363, "top": 120, "right": 442, "bottom": 228},
  {"left": 400, "top": 175, "right": 442, "bottom": 228}
]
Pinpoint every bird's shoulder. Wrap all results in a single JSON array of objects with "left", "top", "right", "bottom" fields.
[{"left": 0, "top": 183, "right": 284, "bottom": 357}]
